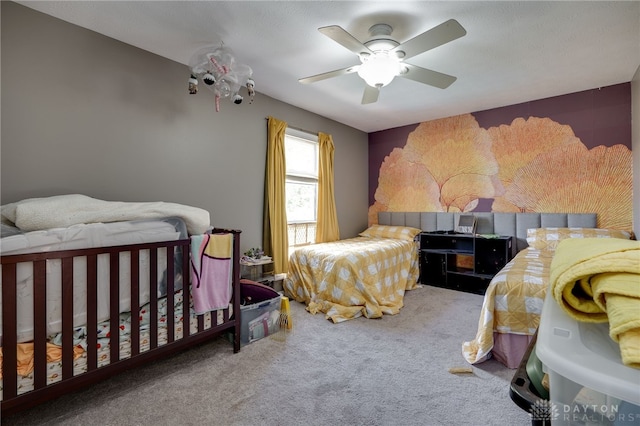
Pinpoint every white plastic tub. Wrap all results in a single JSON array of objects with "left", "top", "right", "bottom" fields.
[{"left": 536, "top": 293, "right": 640, "bottom": 425}]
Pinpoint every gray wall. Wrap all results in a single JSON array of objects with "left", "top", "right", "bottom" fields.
[{"left": 1, "top": 2, "right": 369, "bottom": 251}]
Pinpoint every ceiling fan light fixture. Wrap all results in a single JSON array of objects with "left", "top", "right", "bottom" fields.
[
  {"left": 357, "top": 52, "right": 401, "bottom": 88},
  {"left": 365, "top": 38, "right": 398, "bottom": 52},
  {"left": 303, "top": 20, "right": 466, "bottom": 102}
]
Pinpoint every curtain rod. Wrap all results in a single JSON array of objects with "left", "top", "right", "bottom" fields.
[{"left": 265, "top": 117, "right": 315, "bottom": 135}]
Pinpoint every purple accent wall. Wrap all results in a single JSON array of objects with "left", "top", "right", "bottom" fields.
[
  {"left": 474, "top": 83, "right": 631, "bottom": 149},
  {"left": 368, "top": 124, "right": 418, "bottom": 205},
  {"left": 368, "top": 83, "right": 632, "bottom": 206}
]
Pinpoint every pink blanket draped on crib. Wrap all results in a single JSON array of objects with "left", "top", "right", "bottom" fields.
[{"left": 190, "top": 233, "right": 233, "bottom": 314}]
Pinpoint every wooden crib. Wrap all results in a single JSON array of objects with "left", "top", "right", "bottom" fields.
[{"left": 1, "top": 227, "right": 241, "bottom": 415}]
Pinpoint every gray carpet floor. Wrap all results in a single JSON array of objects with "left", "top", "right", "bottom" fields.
[{"left": 2, "top": 285, "right": 532, "bottom": 425}]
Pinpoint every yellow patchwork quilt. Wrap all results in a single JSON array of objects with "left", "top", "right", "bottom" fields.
[
  {"left": 284, "top": 237, "right": 419, "bottom": 323},
  {"left": 462, "top": 248, "right": 553, "bottom": 364}
]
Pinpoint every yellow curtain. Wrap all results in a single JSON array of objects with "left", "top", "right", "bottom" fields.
[
  {"left": 263, "top": 117, "right": 289, "bottom": 274},
  {"left": 316, "top": 132, "right": 340, "bottom": 242}
]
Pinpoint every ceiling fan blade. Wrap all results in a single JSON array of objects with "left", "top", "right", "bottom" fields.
[
  {"left": 392, "top": 19, "right": 466, "bottom": 60},
  {"left": 361, "top": 85, "right": 380, "bottom": 104},
  {"left": 319, "top": 25, "right": 372, "bottom": 56},
  {"left": 400, "top": 63, "right": 457, "bottom": 89},
  {"left": 299, "top": 65, "right": 359, "bottom": 84}
]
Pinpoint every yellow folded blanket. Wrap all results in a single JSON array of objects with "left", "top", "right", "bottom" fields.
[{"left": 550, "top": 238, "right": 640, "bottom": 368}]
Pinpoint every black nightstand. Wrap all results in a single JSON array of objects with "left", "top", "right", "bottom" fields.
[{"left": 419, "top": 232, "right": 514, "bottom": 295}]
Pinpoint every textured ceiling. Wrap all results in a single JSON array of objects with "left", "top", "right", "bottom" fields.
[{"left": 17, "top": 1, "right": 640, "bottom": 133}]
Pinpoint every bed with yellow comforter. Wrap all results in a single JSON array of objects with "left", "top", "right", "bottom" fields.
[
  {"left": 284, "top": 225, "right": 421, "bottom": 323},
  {"left": 462, "top": 247, "right": 552, "bottom": 367},
  {"left": 462, "top": 227, "right": 633, "bottom": 368}
]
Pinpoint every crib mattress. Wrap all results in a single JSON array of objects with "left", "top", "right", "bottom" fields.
[
  {"left": 0, "top": 218, "right": 187, "bottom": 344},
  {"left": 0, "top": 290, "right": 230, "bottom": 399}
]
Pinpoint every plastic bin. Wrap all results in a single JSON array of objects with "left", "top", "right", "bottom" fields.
[
  {"left": 527, "top": 342, "right": 550, "bottom": 401},
  {"left": 536, "top": 292, "right": 640, "bottom": 425},
  {"left": 510, "top": 332, "right": 552, "bottom": 426},
  {"left": 240, "top": 280, "right": 281, "bottom": 345}
]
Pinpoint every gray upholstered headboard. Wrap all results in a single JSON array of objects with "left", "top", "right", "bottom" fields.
[{"left": 378, "top": 212, "right": 597, "bottom": 252}]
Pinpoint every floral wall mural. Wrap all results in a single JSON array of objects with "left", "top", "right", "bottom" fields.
[{"left": 368, "top": 83, "right": 633, "bottom": 230}]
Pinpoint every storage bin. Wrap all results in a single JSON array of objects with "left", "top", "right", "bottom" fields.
[
  {"left": 536, "top": 293, "right": 640, "bottom": 425},
  {"left": 526, "top": 342, "right": 549, "bottom": 400},
  {"left": 240, "top": 280, "right": 281, "bottom": 345},
  {"left": 509, "top": 332, "right": 552, "bottom": 426}
]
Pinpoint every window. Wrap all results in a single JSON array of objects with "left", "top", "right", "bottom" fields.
[{"left": 285, "top": 129, "right": 318, "bottom": 250}]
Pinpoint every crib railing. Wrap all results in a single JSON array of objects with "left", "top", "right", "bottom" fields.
[{"left": 1, "top": 228, "right": 240, "bottom": 415}]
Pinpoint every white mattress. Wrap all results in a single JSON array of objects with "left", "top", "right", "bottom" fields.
[{"left": 0, "top": 219, "right": 185, "bottom": 344}]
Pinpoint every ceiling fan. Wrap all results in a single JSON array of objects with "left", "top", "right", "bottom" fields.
[{"left": 299, "top": 19, "right": 466, "bottom": 104}]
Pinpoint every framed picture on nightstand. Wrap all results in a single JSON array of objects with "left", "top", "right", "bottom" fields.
[{"left": 456, "top": 215, "right": 477, "bottom": 234}]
